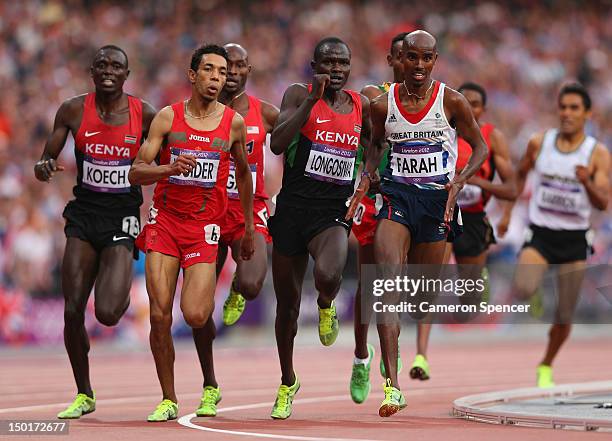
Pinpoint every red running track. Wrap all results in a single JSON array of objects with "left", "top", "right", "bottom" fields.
[{"left": 1, "top": 337, "right": 611, "bottom": 440}]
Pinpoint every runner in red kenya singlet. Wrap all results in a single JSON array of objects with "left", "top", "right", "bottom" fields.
[
  {"left": 191, "top": 43, "right": 279, "bottom": 417},
  {"left": 35, "top": 45, "right": 156, "bottom": 420},
  {"left": 129, "top": 44, "right": 254, "bottom": 422}
]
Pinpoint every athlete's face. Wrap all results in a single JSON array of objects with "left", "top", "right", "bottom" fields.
[
  {"left": 90, "top": 49, "right": 129, "bottom": 94},
  {"left": 312, "top": 44, "right": 351, "bottom": 91},
  {"left": 387, "top": 41, "right": 404, "bottom": 83},
  {"left": 224, "top": 46, "right": 250, "bottom": 95},
  {"left": 461, "top": 89, "right": 485, "bottom": 122},
  {"left": 558, "top": 93, "right": 590, "bottom": 136},
  {"left": 189, "top": 54, "right": 228, "bottom": 101},
  {"left": 402, "top": 41, "right": 437, "bottom": 87}
]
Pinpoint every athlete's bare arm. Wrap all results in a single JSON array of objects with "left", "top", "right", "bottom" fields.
[
  {"left": 260, "top": 100, "right": 280, "bottom": 133},
  {"left": 346, "top": 93, "right": 387, "bottom": 219},
  {"left": 229, "top": 112, "right": 255, "bottom": 261},
  {"left": 128, "top": 106, "right": 197, "bottom": 185},
  {"left": 497, "top": 132, "right": 544, "bottom": 236},
  {"left": 361, "top": 85, "right": 383, "bottom": 102},
  {"left": 34, "top": 96, "right": 84, "bottom": 182},
  {"left": 444, "top": 88, "right": 488, "bottom": 222},
  {"left": 577, "top": 143, "right": 610, "bottom": 210},
  {"left": 270, "top": 75, "right": 329, "bottom": 155},
  {"left": 468, "top": 127, "right": 517, "bottom": 201}
]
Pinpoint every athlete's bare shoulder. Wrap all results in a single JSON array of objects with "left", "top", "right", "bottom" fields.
[
  {"left": 361, "top": 84, "right": 386, "bottom": 102},
  {"left": 442, "top": 85, "right": 469, "bottom": 111},
  {"left": 259, "top": 99, "right": 280, "bottom": 131}
]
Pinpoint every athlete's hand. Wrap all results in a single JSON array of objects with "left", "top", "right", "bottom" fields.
[
  {"left": 497, "top": 213, "right": 510, "bottom": 238},
  {"left": 240, "top": 228, "right": 255, "bottom": 261},
  {"left": 444, "top": 177, "right": 465, "bottom": 223},
  {"left": 346, "top": 176, "right": 370, "bottom": 220},
  {"left": 34, "top": 158, "right": 65, "bottom": 182},
  {"left": 310, "top": 74, "right": 330, "bottom": 101},
  {"left": 168, "top": 154, "right": 197, "bottom": 177},
  {"left": 575, "top": 165, "right": 590, "bottom": 184}
]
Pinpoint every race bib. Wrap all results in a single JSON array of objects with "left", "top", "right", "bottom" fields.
[
  {"left": 82, "top": 156, "right": 131, "bottom": 193},
  {"left": 536, "top": 177, "right": 582, "bottom": 215},
  {"left": 390, "top": 142, "right": 447, "bottom": 184},
  {"left": 457, "top": 184, "right": 482, "bottom": 208},
  {"left": 304, "top": 143, "right": 356, "bottom": 185},
  {"left": 227, "top": 162, "right": 257, "bottom": 198},
  {"left": 168, "top": 147, "right": 219, "bottom": 188}
]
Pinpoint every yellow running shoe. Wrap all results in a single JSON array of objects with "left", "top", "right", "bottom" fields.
[
  {"left": 223, "top": 276, "right": 246, "bottom": 326},
  {"left": 147, "top": 399, "right": 178, "bottom": 422},
  {"left": 271, "top": 375, "right": 300, "bottom": 419},
  {"left": 409, "top": 354, "right": 430, "bottom": 381},
  {"left": 379, "top": 379, "right": 406, "bottom": 418},
  {"left": 196, "top": 386, "right": 222, "bottom": 417},
  {"left": 57, "top": 392, "right": 95, "bottom": 419},
  {"left": 537, "top": 364, "right": 555, "bottom": 388},
  {"left": 318, "top": 301, "right": 339, "bottom": 346}
]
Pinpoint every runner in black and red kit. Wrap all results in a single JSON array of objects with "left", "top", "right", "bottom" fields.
[
  {"left": 268, "top": 37, "right": 371, "bottom": 419},
  {"left": 129, "top": 44, "right": 254, "bottom": 422},
  {"left": 34, "top": 45, "right": 156, "bottom": 419},
  {"left": 191, "top": 43, "right": 279, "bottom": 417}
]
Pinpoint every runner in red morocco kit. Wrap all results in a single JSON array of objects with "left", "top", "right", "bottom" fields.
[
  {"left": 34, "top": 45, "right": 156, "bottom": 420},
  {"left": 128, "top": 44, "right": 254, "bottom": 422}
]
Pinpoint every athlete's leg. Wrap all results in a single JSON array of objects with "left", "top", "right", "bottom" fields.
[
  {"left": 374, "top": 219, "right": 410, "bottom": 388},
  {"left": 192, "top": 243, "right": 229, "bottom": 389},
  {"left": 514, "top": 247, "right": 549, "bottom": 300},
  {"left": 93, "top": 245, "right": 133, "bottom": 326},
  {"left": 541, "top": 260, "right": 586, "bottom": 366},
  {"left": 354, "top": 244, "right": 375, "bottom": 359},
  {"left": 181, "top": 262, "right": 217, "bottom": 328},
  {"left": 229, "top": 232, "right": 268, "bottom": 300},
  {"left": 146, "top": 252, "right": 180, "bottom": 402},
  {"left": 308, "top": 226, "right": 348, "bottom": 309},
  {"left": 273, "top": 248, "right": 308, "bottom": 385},
  {"left": 62, "top": 238, "right": 99, "bottom": 398}
]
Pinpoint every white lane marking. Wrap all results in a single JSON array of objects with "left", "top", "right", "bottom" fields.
[{"left": 178, "top": 394, "right": 384, "bottom": 441}]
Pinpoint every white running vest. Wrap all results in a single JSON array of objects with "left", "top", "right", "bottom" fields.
[
  {"left": 529, "top": 129, "right": 596, "bottom": 230},
  {"left": 383, "top": 82, "right": 457, "bottom": 190}
]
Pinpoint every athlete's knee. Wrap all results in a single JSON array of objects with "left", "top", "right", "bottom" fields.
[
  {"left": 314, "top": 267, "right": 342, "bottom": 295},
  {"left": 149, "top": 309, "right": 172, "bottom": 331},
  {"left": 276, "top": 300, "right": 300, "bottom": 323},
  {"left": 64, "top": 301, "right": 86, "bottom": 325},
  {"left": 237, "top": 276, "right": 264, "bottom": 301},
  {"left": 182, "top": 302, "right": 213, "bottom": 329},
  {"left": 94, "top": 304, "right": 126, "bottom": 327}
]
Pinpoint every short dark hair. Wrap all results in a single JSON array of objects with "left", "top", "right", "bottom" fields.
[
  {"left": 390, "top": 32, "right": 408, "bottom": 54},
  {"left": 558, "top": 82, "right": 591, "bottom": 110},
  {"left": 458, "top": 82, "right": 487, "bottom": 106},
  {"left": 190, "top": 44, "right": 228, "bottom": 71},
  {"left": 313, "top": 37, "right": 350, "bottom": 61},
  {"left": 96, "top": 45, "right": 128, "bottom": 68}
]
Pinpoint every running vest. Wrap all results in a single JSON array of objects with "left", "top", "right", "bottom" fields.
[
  {"left": 529, "top": 129, "right": 596, "bottom": 230},
  {"left": 278, "top": 86, "right": 363, "bottom": 208},
  {"left": 456, "top": 123, "right": 495, "bottom": 212},
  {"left": 382, "top": 82, "right": 457, "bottom": 190},
  {"left": 153, "top": 101, "right": 235, "bottom": 221},
  {"left": 73, "top": 92, "right": 143, "bottom": 212},
  {"left": 226, "top": 95, "right": 267, "bottom": 201}
]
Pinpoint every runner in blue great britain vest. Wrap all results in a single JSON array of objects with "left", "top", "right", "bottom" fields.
[
  {"left": 268, "top": 37, "right": 371, "bottom": 420},
  {"left": 347, "top": 30, "right": 488, "bottom": 418}
]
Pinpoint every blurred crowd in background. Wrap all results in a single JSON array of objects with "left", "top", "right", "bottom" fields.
[{"left": 1, "top": 0, "right": 611, "bottom": 343}]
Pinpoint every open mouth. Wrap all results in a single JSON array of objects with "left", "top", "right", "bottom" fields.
[
  {"left": 207, "top": 86, "right": 219, "bottom": 95},
  {"left": 412, "top": 72, "right": 426, "bottom": 81},
  {"left": 101, "top": 78, "right": 115, "bottom": 86}
]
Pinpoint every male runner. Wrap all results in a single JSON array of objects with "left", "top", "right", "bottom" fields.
[
  {"left": 128, "top": 44, "right": 254, "bottom": 422},
  {"left": 34, "top": 45, "right": 156, "bottom": 419},
  {"left": 410, "top": 82, "right": 517, "bottom": 382},
  {"left": 509, "top": 83, "right": 609, "bottom": 388},
  {"left": 268, "top": 37, "right": 371, "bottom": 419},
  {"left": 348, "top": 30, "right": 488, "bottom": 417},
  {"left": 350, "top": 32, "right": 406, "bottom": 404},
  {"left": 191, "top": 43, "right": 279, "bottom": 417}
]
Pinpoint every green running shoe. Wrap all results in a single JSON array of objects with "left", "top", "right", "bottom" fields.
[
  {"left": 271, "top": 375, "right": 300, "bottom": 419},
  {"left": 57, "top": 392, "right": 96, "bottom": 419},
  {"left": 537, "top": 364, "right": 555, "bottom": 388},
  {"left": 409, "top": 354, "right": 430, "bottom": 381},
  {"left": 350, "top": 343, "right": 374, "bottom": 404},
  {"left": 223, "top": 276, "right": 246, "bottom": 326},
  {"left": 380, "top": 344, "right": 403, "bottom": 378},
  {"left": 147, "top": 399, "right": 178, "bottom": 422},
  {"left": 378, "top": 379, "right": 407, "bottom": 418},
  {"left": 318, "top": 301, "right": 339, "bottom": 346},
  {"left": 196, "top": 386, "right": 222, "bottom": 417}
]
